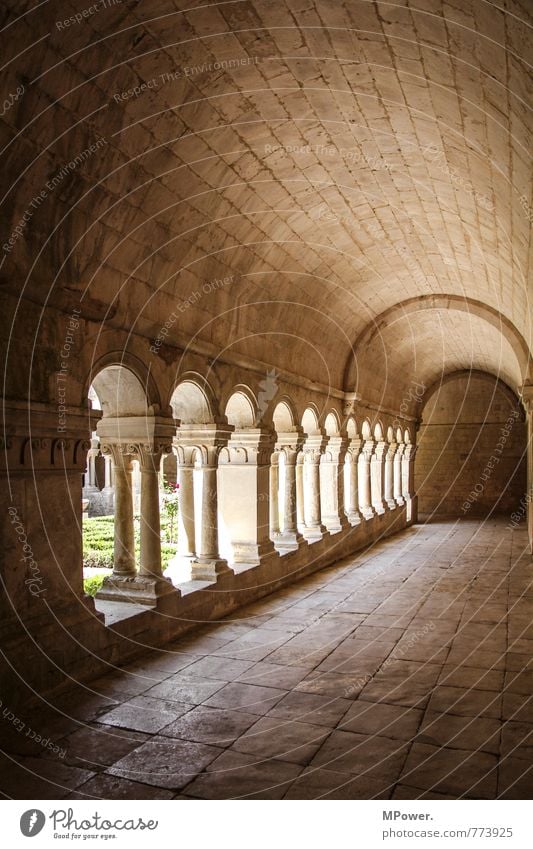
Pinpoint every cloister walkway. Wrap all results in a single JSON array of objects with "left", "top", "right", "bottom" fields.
[{"left": 1, "top": 519, "right": 532, "bottom": 800}]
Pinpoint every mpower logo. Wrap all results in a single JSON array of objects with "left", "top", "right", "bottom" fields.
[{"left": 20, "top": 809, "right": 45, "bottom": 837}]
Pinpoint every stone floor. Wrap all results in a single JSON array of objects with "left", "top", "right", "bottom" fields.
[{"left": 1, "top": 518, "right": 532, "bottom": 800}]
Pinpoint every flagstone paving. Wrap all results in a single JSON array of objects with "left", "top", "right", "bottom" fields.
[{"left": 1, "top": 519, "right": 532, "bottom": 799}]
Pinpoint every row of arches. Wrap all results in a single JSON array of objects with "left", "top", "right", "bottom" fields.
[{"left": 86, "top": 365, "right": 416, "bottom": 601}]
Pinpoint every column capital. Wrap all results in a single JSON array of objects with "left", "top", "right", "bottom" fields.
[
  {"left": 373, "top": 439, "right": 388, "bottom": 460},
  {"left": 362, "top": 438, "right": 376, "bottom": 460},
  {"left": 174, "top": 423, "right": 234, "bottom": 466},
  {"left": 97, "top": 414, "right": 176, "bottom": 443},
  {"left": 322, "top": 433, "right": 348, "bottom": 460},
  {"left": 346, "top": 436, "right": 363, "bottom": 459},
  {"left": 220, "top": 427, "right": 275, "bottom": 465},
  {"left": 303, "top": 431, "right": 327, "bottom": 461},
  {"left": 403, "top": 443, "right": 417, "bottom": 460},
  {"left": 276, "top": 428, "right": 305, "bottom": 461}
]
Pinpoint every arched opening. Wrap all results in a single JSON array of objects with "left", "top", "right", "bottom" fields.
[
  {"left": 165, "top": 379, "right": 221, "bottom": 584},
  {"left": 415, "top": 372, "right": 527, "bottom": 519},
  {"left": 301, "top": 406, "right": 319, "bottom": 435},
  {"left": 225, "top": 390, "right": 256, "bottom": 428},
  {"left": 218, "top": 388, "right": 272, "bottom": 568},
  {"left": 83, "top": 365, "right": 157, "bottom": 600},
  {"left": 271, "top": 400, "right": 301, "bottom": 552}
]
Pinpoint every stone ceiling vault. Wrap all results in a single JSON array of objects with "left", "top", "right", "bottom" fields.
[{"left": 1, "top": 0, "right": 531, "bottom": 413}]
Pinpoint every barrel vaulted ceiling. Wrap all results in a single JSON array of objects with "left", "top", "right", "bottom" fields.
[{"left": 1, "top": 0, "right": 531, "bottom": 414}]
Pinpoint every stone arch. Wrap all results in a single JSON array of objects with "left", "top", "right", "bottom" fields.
[
  {"left": 90, "top": 364, "right": 149, "bottom": 418},
  {"left": 387, "top": 426, "right": 394, "bottom": 443},
  {"left": 272, "top": 399, "right": 296, "bottom": 432},
  {"left": 170, "top": 374, "right": 217, "bottom": 424},
  {"left": 343, "top": 295, "right": 532, "bottom": 398},
  {"left": 361, "top": 420, "right": 372, "bottom": 440},
  {"left": 421, "top": 370, "right": 524, "bottom": 421},
  {"left": 324, "top": 411, "right": 340, "bottom": 436},
  {"left": 396, "top": 427, "right": 403, "bottom": 443},
  {"left": 225, "top": 387, "right": 257, "bottom": 428},
  {"left": 346, "top": 417, "right": 358, "bottom": 439},
  {"left": 84, "top": 351, "right": 161, "bottom": 414},
  {"left": 301, "top": 405, "right": 320, "bottom": 435},
  {"left": 374, "top": 421, "right": 384, "bottom": 441}
]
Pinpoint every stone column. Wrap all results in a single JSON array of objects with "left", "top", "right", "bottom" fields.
[
  {"left": 302, "top": 433, "right": 327, "bottom": 540},
  {"left": 192, "top": 451, "right": 231, "bottom": 580},
  {"left": 345, "top": 439, "right": 362, "bottom": 525},
  {"left": 384, "top": 441, "right": 398, "bottom": 510},
  {"left": 176, "top": 447, "right": 196, "bottom": 562},
  {"left": 296, "top": 454, "right": 305, "bottom": 533},
  {"left": 402, "top": 443, "right": 418, "bottom": 523},
  {"left": 132, "top": 459, "right": 141, "bottom": 514},
  {"left": 358, "top": 442, "right": 375, "bottom": 520},
  {"left": 105, "top": 445, "right": 136, "bottom": 577},
  {"left": 96, "top": 415, "right": 177, "bottom": 604},
  {"left": 394, "top": 443, "right": 405, "bottom": 506},
  {"left": 269, "top": 451, "right": 280, "bottom": 539},
  {"left": 99, "top": 453, "right": 114, "bottom": 515},
  {"left": 276, "top": 432, "right": 304, "bottom": 552},
  {"left": 174, "top": 424, "right": 233, "bottom": 582},
  {"left": 320, "top": 435, "right": 349, "bottom": 533},
  {"left": 138, "top": 446, "right": 164, "bottom": 579},
  {"left": 218, "top": 427, "right": 275, "bottom": 567},
  {"left": 82, "top": 436, "right": 99, "bottom": 496},
  {"left": 104, "top": 454, "right": 112, "bottom": 488},
  {"left": 371, "top": 439, "right": 387, "bottom": 515}
]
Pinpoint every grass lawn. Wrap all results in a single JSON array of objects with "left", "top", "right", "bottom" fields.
[{"left": 83, "top": 514, "right": 177, "bottom": 595}]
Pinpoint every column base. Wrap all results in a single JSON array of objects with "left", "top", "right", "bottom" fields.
[
  {"left": 190, "top": 557, "right": 233, "bottom": 581},
  {"left": 361, "top": 506, "right": 375, "bottom": 521},
  {"left": 230, "top": 540, "right": 275, "bottom": 567},
  {"left": 346, "top": 510, "right": 362, "bottom": 526},
  {"left": 96, "top": 574, "right": 176, "bottom": 606},
  {"left": 395, "top": 496, "right": 405, "bottom": 507},
  {"left": 322, "top": 514, "right": 350, "bottom": 534},
  {"left": 302, "top": 524, "right": 326, "bottom": 542},
  {"left": 386, "top": 499, "right": 397, "bottom": 510},
  {"left": 275, "top": 531, "right": 304, "bottom": 553},
  {"left": 372, "top": 502, "right": 387, "bottom": 515}
]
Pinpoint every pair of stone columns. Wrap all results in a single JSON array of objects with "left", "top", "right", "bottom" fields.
[
  {"left": 270, "top": 432, "right": 304, "bottom": 552},
  {"left": 95, "top": 415, "right": 176, "bottom": 604},
  {"left": 173, "top": 423, "right": 278, "bottom": 578},
  {"left": 174, "top": 424, "right": 232, "bottom": 581},
  {"left": 301, "top": 432, "right": 349, "bottom": 540},
  {"left": 97, "top": 441, "right": 173, "bottom": 603}
]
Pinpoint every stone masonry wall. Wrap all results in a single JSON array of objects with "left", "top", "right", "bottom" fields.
[{"left": 416, "top": 375, "right": 527, "bottom": 518}]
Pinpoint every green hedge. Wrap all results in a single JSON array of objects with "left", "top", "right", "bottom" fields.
[
  {"left": 83, "top": 515, "right": 177, "bottom": 572},
  {"left": 83, "top": 573, "right": 106, "bottom": 597}
]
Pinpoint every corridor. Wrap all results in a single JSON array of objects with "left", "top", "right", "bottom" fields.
[{"left": 2, "top": 518, "right": 532, "bottom": 800}]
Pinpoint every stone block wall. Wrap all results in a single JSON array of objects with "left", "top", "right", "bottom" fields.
[{"left": 415, "top": 375, "right": 527, "bottom": 518}]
